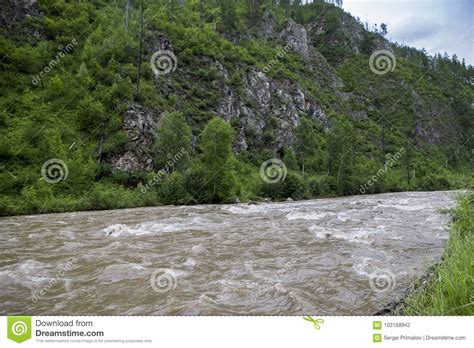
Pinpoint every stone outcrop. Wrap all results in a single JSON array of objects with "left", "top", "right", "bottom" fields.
[
  {"left": 1, "top": 0, "right": 42, "bottom": 37},
  {"left": 258, "top": 9, "right": 278, "bottom": 39},
  {"left": 257, "top": 11, "right": 343, "bottom": 89},
  {"left": 278, "top": 20, "right": 310, "bottom": 58},
  {"left": 110, "top": 11, "right": 398, "bottom": 171},
  {"left": 307, "top": 10, "right": 393, "bottom": 58},
  {"left": 149, "top": 32, "right": 174, "bottom": 54},
  {"left": 110, "top": 105, "right": 161, "bottom": 171},
  {"left": 216, "top": 65, "right": 329, "bottom": 152}
]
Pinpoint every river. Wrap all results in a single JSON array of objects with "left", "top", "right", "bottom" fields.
[{"left": 0, "top": 191, "right": 457, "bottom": 315}]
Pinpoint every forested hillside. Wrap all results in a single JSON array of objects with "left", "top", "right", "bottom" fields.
[{"left": 1, "top": 0, "right": 472, "bottom": 215}]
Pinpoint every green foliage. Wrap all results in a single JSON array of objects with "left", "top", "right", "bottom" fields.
[
  {"left": 326, "top": 116, "right": 356, "bottom": 195},
  {"left": 282, "top": 147, "right": 298, "bottom": 171},
  {"left": 260, "top": 171, "right": 308, "bottom": 200},
  {"left": 416, "top": 174, "right": 452, "bottom": 191},
  {"left": 192, "top": 118, "right": 239, "bottom": 203},
  {"left": 153, "top": 111, "right": 192, "bottom": 171},
  {"left": 158, "top": 171, "right": 191, "bottom": 205},
  {"left": 0, "top": 0, "right": 472, "bottom": 215},
  {"left": 294, "top": 117, "right": 326, "bottom": 175}
]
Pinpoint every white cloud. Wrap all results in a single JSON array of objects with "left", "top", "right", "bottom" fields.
[{"left": 343, "top": 0, "right": 474, "bottom": 64}]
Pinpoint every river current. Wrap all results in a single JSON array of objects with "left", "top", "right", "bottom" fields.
[{"left": 0, "top": 191, "right": 456, "bottom": 315}]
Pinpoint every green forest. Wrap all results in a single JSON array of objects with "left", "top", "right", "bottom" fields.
[{"left": 1, "top": 0, "right": 473, "bottom": 216}]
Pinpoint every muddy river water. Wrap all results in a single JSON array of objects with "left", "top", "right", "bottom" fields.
[{"left": 0, "top": 191, "right": 456, "bottom": 315}]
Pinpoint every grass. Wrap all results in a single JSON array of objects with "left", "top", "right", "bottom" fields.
[{"left": 400, "top": 193, "right": 474, "bottom": 315}]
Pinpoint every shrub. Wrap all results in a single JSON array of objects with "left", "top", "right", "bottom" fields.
[
  {"left": 260, "top": 172, "right": 308, "bottom": 200},
  {"left": 158, "top": 172, "right": 192, "bottom": 205},
  {"left": 318, "top": 176, "right": 337, "bottom": 196},
  {"left": 418, "top": 174, "right": 452, "bottom": 191}
]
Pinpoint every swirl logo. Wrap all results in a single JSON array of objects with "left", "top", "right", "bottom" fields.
[
  {"left": 260, "top": 159, "right": 287, "bottom": 184},
  {"left": 150, "top": 269, "right": 177, "bottom": 293},
  {"left": 369, "top": 269, "right": 396, "bottom": 293},
  {"left": 8, "top": 317, "right": 32, "bottom": 343},
  {"left": 41, "top": 158, "right": 68, "bottom": 184},
  {"left": 369, "top": 50, "right": 396, "bottom": 75},
  {"left": 12, "top": 321, "right": 28, "bottom": 336},
  {"left": 150, "top": 50, "right": 177, "bottom": 77}
]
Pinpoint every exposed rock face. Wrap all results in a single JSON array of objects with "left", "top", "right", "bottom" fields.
[
  {"left": 1, "top": 0, "right": 42, "bottom": 37},
  {"left": 258, "top": 9, "right": 277, "bottom": 39},
  {"left": 339, "top": 12, "right": 365, "bottom": 54},
  {"left": 217, "top": 83, "right": 239, "bottom": 122},
  {"left": 110, "top": 12, "right": 397, "bottom": 171},
  {"left": 278, "top": 20, "right": 309, "bottom": 58},
  {"left": 149, "top": 33, "right": 174, "bottom": 53},
  {"left": 111, "top": 13, "right": 341, "bottom": 170},
  {"left": 337, "top": 92, "right": 371, "bottom": 121},
  {"left": 256, "top": 12, "right": 343, "bottom": 89},
  {"left": 372, "top": 38, "right": 393, "bottom": 52},
  {"left": 216, "top": 65, "right": 329, "bottom": 152},
  {"left": 307, "top": 11, "right": 393, "bottom": 58},
  {"left": 110, "top": 34, "right": 178, "bottom": 172},
  {"left": 258, "top": 14, "right": 310, "bottom": 59},
  {"left": 110, "top": 105, "right": 161, "bottom": 171}
]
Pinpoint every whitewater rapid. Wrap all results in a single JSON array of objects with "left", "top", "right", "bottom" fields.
[{"left": 0, "top": 191, "right": 456, "bottom": 315}]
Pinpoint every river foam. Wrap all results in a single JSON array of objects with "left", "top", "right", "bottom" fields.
[{"left": 0, "top": 191, "right": 457, "bottom": 315}]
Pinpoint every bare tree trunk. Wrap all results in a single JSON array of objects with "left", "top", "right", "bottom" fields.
[
  {"left": 381, "top": 116, "right": 386, "bottom": 157},
  {"left": 337, "top": 153, "right": 345, "bottom": 187},
  {"left": 125, "top": 0, "right": 131, "bottom": 32},
  {"left": 170, "top": 0, "right": 174, "bottom": 22},
  {"left": 300, "top": 154, "right": 305, "bottom": 176},
  {"left": 200, "top": 0, "right": 204, "bottom": 21},
  {"left": 135, "top": 0, "right": 144, "bottom": 98},
  {"left": 98, "top": 123, "right": 105, "bottom": 164},
  {"left": 404, "top": 111, "right": 412, "bottom": 185},
  {"left": 412, "top": 99, "right": 419, "bottom": 147}
]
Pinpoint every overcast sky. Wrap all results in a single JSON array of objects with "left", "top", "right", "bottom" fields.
[{"left": 342, "top": 0, "right": 474, "bottom": 65}]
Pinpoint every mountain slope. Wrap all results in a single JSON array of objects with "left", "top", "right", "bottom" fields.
[{"left": 0, "top": 0, "right": 472, "bottom": 215}]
